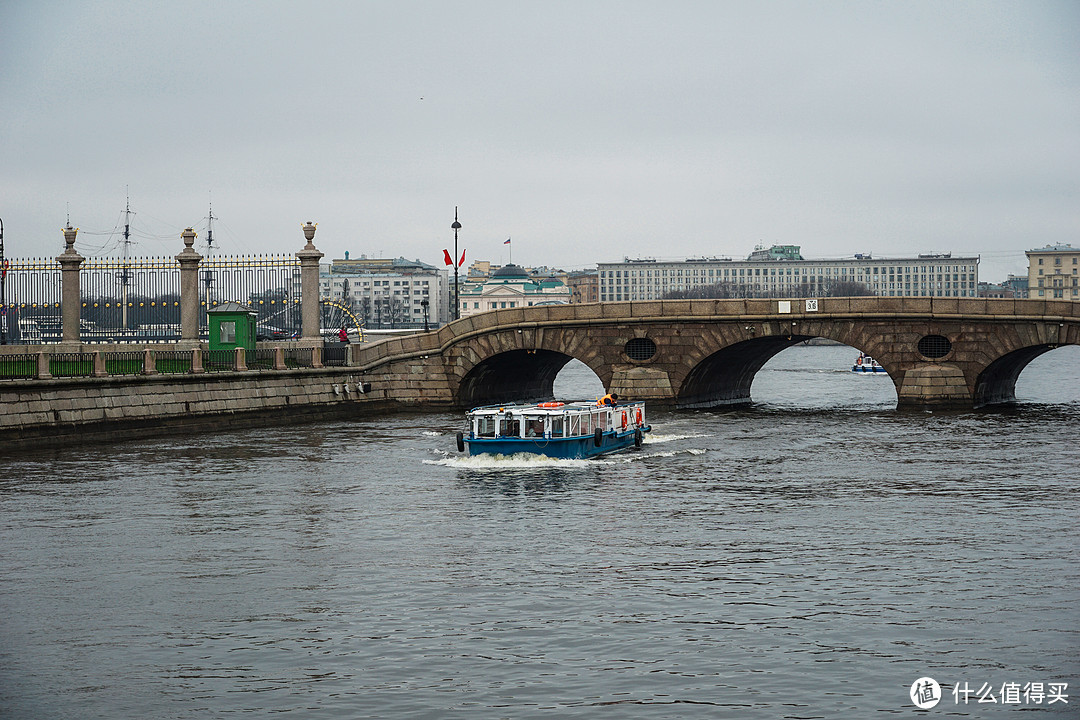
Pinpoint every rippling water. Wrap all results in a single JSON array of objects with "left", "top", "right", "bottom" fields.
[{"left": 2, "top": 345, "right": 1077, "bottom": 718}]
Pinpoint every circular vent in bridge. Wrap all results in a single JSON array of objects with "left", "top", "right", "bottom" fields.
[
  {"left": 917, "top": 334, "right": 952, "bottom": 359},
  {"left": 625, "top": 337, "right": 657, "bottom": 361}
]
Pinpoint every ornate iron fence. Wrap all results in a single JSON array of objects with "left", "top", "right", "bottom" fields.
[
  {"left": 1, "top": 255, "right": 301, "bottom": 343},
  {"left": 2, "top": 258, "right": 61, "bottom": 343}
]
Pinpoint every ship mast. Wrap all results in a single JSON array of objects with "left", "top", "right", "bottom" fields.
[
  {"left": 202, "top": 198, "right": 215, "bottom": 303},
  {"left": 120, "top": 193, "right": 134, "bottom": 329}
]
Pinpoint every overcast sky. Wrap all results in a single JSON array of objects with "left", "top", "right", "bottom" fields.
[{"left": 2, "top": 1, "right": 1077, "bottom": 280}]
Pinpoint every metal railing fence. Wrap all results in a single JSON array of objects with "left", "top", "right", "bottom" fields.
[
  {"left": 203, "top": 349, "right": 237, "bottom": 373},
  {"left": 155, "top": 350, "right": 194, "bottom": 375},
  {"left": 283, "top": 346, "right": 314, "bottom": 368},
  {"left": 0, "top": 354, "right": 38, "bottom": 380},
  {"left": 250, "top": 348, "right": 277, "bottom": 370},
  {"left": 49, "top": 352, "right": 95, "bottom": 378},
  {"left": 322, "top": 344, "right": 348, "bottom": 367},
  {"left": 103, "top": 351, "right": 144, "bottom": 376}
]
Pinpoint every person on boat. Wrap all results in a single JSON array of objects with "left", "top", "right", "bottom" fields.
[{"left": 598, "top": 392, "right": 619, "bottom": 406}]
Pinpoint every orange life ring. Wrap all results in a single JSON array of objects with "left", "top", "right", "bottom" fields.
[
  {"left": 621, "top": 412, "right": 628, "bottom": 430},
  {"left": 856, "top": 357, "right": 863, "bottom": 366},
  {"left": 537, "top": 402, "right": 564, "bottom": 408},
  {"left": 635, "top": 408, "right": 642, "bottom": 424}
]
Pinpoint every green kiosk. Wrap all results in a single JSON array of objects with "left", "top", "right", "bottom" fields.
[{"left": 208, "top": 301, "right": 257, "bottom": 355}]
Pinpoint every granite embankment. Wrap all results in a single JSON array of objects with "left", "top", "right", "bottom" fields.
[{"left": 0, "top": 366, "right": 386, "bottom": 453}]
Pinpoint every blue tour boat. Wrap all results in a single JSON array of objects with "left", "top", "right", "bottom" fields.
[{"left": 456, "top": 400, "right": 651, "bottom": 459}]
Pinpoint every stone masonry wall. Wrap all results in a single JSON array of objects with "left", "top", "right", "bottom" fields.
[{"left": 0, "top": 368, "right": 385, "bottom": 452}]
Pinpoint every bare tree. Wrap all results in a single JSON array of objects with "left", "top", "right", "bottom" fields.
[{"left": 825, "top": 281, "right": 874, "bottom": 297}]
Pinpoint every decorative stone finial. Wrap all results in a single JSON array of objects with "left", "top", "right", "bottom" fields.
[
  {"left": 181, "top": 227, "right": 197, "bottom": 249},
  {"left": 302, "top": 221, "right": 317, "bottom": 247},
  {"left": 62, "top": 224, "right": 78, "bottom": 252}
]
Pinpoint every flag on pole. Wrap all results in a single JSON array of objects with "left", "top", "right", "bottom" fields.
[
  {"left": 442, "top": 249, "right": 453, "bottom": 266},
  {"left": 458, "top": 249, "right": 466, "bottom": 268},
  {"left": 504, "top": 238, "right": 511, "bottom": 245}
]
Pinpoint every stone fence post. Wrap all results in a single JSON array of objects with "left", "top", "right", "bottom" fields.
[
  {"left": 189, "top": 347, "right": 204, "bottom": 374},
  {"left": 297, "top": 222, "right": 324, "bottom": 343},
  {"left": 57, "top": 225, "right": 84, "bottom": 346},
  {"left": 142, "top": 348, "right": 157, "bottom": 375},
  {"left": 93, "top": 351, "right": 108, "bottom": 378},
  {"left": 36, "top": 351, "right": 52, "bottom": 379},
  {"left": 176, "top": 228, "right": 203, "bottom": 343}
]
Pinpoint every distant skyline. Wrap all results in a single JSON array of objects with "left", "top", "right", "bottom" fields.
[{"left": 2, "top": 1, "right": 1077, "bottom": 281}]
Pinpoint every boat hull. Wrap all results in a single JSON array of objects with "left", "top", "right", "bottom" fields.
[
  {"left": 466, "top": 426, "right": 650, "bottom": 459},
  {"left": 851, "top": 365, "right": 886, "bottom": 373}
]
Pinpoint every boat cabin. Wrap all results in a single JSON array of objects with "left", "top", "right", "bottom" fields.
[{"left": 469, "top": 401, "right": 644, "bottom": 440}]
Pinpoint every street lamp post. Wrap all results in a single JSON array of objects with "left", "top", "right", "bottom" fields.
[
  {"left": 452, "top": 207, "right": 461, "bottom": 321},
  {"left": 421, "top": 298, "right": 429, "bottom": 331}
]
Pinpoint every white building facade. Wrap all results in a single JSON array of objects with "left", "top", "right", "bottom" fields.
[
  {"left": 458, "top": 264, "right": 571, "bottom": 318},
  {"left": 598, "top": 251, "right": 980, "bottom": 302},
  {"left": 320, "top": 256, "right": 449, "bottom": 329}
]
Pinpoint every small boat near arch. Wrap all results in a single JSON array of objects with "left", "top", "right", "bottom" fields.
[{"left": 852, "top": 353, "right": 886, "bottom": 373}]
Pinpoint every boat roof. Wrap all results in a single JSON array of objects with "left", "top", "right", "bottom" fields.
[{"left": 467, "top": 400, "right": 641, "bottom": 415}]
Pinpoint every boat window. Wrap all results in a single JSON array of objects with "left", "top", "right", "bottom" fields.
[
  {"left": 476, "top": 416, "right": 497, "bottom": 438},
  {"left": 500, "top": 417, "right": 520, "bottom": 438},
  {"left": 550, "top": 416, "right": 564, "bottom": 437},
  {"left": 569, "top": 414, "right": 580, "bottom": 437},
  {"left": 582, "top": 413, "right": 592, "bottom": 435},
  {"left": 524, "top": 417, "right": 544, "bottom": 437}
]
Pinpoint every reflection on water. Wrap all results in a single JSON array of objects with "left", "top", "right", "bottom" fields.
[{"left": 0, "top": 345, "right": 1077, "bottom": 719}]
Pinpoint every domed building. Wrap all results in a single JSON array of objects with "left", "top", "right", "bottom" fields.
[{"left": 458, "top": 263, "right": 571, "bottom": 318}]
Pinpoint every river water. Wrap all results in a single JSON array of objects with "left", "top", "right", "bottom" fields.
[{"left": 1, "top": 344, "right": 1077, "bottom": 719}]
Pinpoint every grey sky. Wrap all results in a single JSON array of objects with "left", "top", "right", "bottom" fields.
[{"left": 2, "top": 1, "right": 1077, "bottom": 280}]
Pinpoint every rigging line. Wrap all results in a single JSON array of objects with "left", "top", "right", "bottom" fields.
[{"left": 129, "top": 229, "right": 177, "bottom": 240}]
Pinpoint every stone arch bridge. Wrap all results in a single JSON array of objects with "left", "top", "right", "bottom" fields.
[{"left": 353, "top": 297, "right": 1080, "bottom": 410}]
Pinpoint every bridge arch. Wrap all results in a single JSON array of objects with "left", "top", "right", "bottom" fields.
[
  {"left": 670, "top": 322, "right": 899, "bottom": 408},
  {"left": 677, "top": 336, "right": 809, "bottom": 408},
  {"left": 448, "top": 327, "right": 610, "bottom": 407},
  {"left": 974, "top": 345, "right": 1055, "bottom": 406}
]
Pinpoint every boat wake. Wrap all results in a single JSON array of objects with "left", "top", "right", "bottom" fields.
[
  {"left": 644, "top": 432, "right": 710, "bottom": 443},
  {"left": 424, "top": 450, "right": 616, "bottom": 470},
  {"left": 633, "top": 447, "right": 707, "bottom": 459}
]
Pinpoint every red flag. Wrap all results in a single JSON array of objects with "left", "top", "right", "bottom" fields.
[
  {"left": 458, "top": 249, "right": 466, "bottom": 268},
  {"left": 443, "top": 249, "right": 453, "bottom": 266}
]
